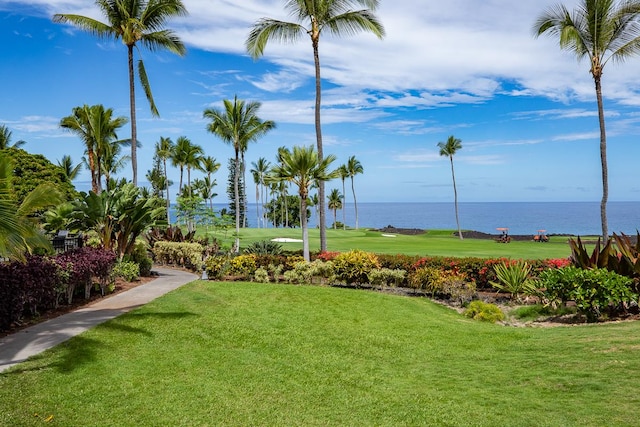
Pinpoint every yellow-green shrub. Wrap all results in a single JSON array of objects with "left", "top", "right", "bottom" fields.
[
  {"left": 228, "top": 254, "right": 258, "bottom": 278},
  {"left": 205, "top": 255, "right": 230, "bottom": 280},
  {"left": 152, "top": 241, "right": 204, "bottom": 271},
  {"left": 463, "top": 300, "right": 505, "bottom": 323},
  {"left": 333, "top": 250, "right": 380, "bottom": 286}
]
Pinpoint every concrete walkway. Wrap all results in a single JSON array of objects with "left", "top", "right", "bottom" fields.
[{"left": 0, "top": 267, "right": 198, "bottom": 373}]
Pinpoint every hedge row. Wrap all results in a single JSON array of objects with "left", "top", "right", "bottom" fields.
[{"left": 0, "top": 247, "right": 117, "bottom": 331}]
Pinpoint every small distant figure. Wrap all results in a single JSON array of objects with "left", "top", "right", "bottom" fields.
[
  {"left": 496, "top": 227, "right": 510, "bottom": 243},
  {"left": 533, "top": 230, "right": 549, "bottom": 243}
]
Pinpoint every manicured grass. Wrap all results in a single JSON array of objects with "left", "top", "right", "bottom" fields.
[
  {"left": 204, "top": 227, "right": 575, "bottom": 259},
  {"left": 2, "top": 281, "right": 639, "bottom": 426}
]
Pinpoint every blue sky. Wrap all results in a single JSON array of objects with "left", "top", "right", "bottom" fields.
[{"left": 0, "top": 0, "right": 639, "bottom": 204}]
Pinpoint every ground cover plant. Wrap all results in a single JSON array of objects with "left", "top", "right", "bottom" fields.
[{"left": 1, "top": 281, "right": 640, "bottom": 426}]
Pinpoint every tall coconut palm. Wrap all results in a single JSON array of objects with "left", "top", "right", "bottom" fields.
[
  {"left": 246, "top": 0, "right": 385, "bottom": 251},
  {"left": 57, "top": 155, "right": 83, "bottom": 181},
  {"left": 0, "top": 125, "right": 26, "bottom": 149},
  {"left": 534, "top": 0, "right": 640, "bottom": 242},
  {"left": 346, "top": 155, "right": 363, "bottom": 229},
  {"left": 59, "top": 104, "right": 128, "bottom": 194},
  {"left": 269, "top": 145, "right": 339, "bottom": 261},
  {"left": 53, "top": 0, "right": 188, "bottom": 186},
  {"left": 155, "top": 136, "right": 174, "bottom": 224},
  {"left": 251, "top": 157, "right": 271, "bottom": 228},
  {"left": 438, "top": 135, "right": 463, "bottom": 240},
  {"left": 338, "top": 164, "right": 348, "bottom": 230},
  {"left": 328, "top": 188, "right": 343, "bottom": 229},
  {"left": 171, "top": 136, "right": 195, "bottom": 194},
  {"left": 100, "top": 140, "right": 131, "bottom": 186},
  {"left": 203, "top": 96, "right": 275, "bottom": 251}
]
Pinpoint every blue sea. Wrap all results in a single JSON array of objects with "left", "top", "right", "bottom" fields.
[{"left": 172, "top": 201, "right": 640, "bottom": 236}]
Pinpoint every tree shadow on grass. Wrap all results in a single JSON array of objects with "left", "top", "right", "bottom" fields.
[{"left": 0, "top": 311, "right": 198, "bottom": 375}]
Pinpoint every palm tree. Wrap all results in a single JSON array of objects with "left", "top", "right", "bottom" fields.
[
  {"left": 438, "top": 135, "right": 463, "bottom": 240},
  {"left": 183, "top": 141, "right": 204, "bottom": 198},
  {"left": 346, "top": 155, "right": 363, "bottom": 229},
  {"left": 53, "top": 0, "right": 188, "bottom": 186},
  {"left": 57, "top": 155, "right": 82, "bottom": 181},
  {"left": 0, "top": 125, "right": 26, "bottom": 149},
  {"left": 338, "top": 164, "right": 349, "bottom": 230},
  {"left": 171, "top": 136, "right": 196, "bottom": 194},
  {"left": 250, "top": 157, "right": 271, "bottom": 228},
  {"left": 193, "top": 176, "right": 217, "bottom": 211},
  {"left": 534, "top": 0, "right": 640, "bottom": 242},
  {"left": 269, "top": 145, "right": 339, "bottom": 261},
  {"left": 59, "top": 104, "right": 128, "bottom": 194},
  {"left": 328, "top": 188, "right": 343, "bottom": 229},
  {"left": 155, "top": 136, "right": 174, "bottom": 224},
  {"left": 200, "top": 155, "right": 220, "bottom": 207},
  {"left": 100, "top": 140, "right": 131, "bottom": 187},
  {"left": 246, "top": 0, "right": 385, "bottom": 252},
  {"left": 203, "top": 96, "right": 275, "bottom": 251}
]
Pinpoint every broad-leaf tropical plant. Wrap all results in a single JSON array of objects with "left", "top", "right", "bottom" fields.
[
  {"left": 53, "top": 0, "right": 188, "bottom": 186},
  {"left": 204, "top": 96, "right": 275, "bottom": 252},
  {"left": 246, "top": 0, "right": 385, "bottom": 251},
  {"left": 438, "top": 135, "right": 463, "bottom": 240},
  {"left": 534, "top": 0, "right": 640, "bottom": 242}
]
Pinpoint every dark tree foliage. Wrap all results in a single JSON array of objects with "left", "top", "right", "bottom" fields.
[
  {"left": 226, "top": 158, "right": 246, "bottom": 227},
  {"left": 1, "top": 147, "right": 76, "bottom": 203},
  {"left": 265, "top": 194, "right": 309, "bottom": 228}
]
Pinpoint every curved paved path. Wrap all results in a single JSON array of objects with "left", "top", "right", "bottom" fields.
[{"left": 0, "top": 267, "right": 198, "bottom": 373}]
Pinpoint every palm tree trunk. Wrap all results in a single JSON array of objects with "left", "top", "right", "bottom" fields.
[
  {"left": 450, "top": 156, "right": 463, "bottom": 240},
  {"left": 234, "top": 149, "right": 240, "bottom": 252},
  {"left": 312, "top": 38, "right": 327, "bottom": 251},
  {"left": 163, "top": 158, "right": 171, "bottom": 226},
  {"left": 342, "top": 179, "right": 346, "bottom": 230},
  {"left": 301, "top": 196, "right": 310, "bottom": 261},
  {"left": 88, "top": 149, "right": 98, "bottom": 194},
  {"left": 594, "top": 77, "right": 609, "bottom": 243},
  {"left": 128, "top": 44, "right": 138, "bottom": 187},
  {"left": 351, "top": 177, "right": 359, "bottom": 230}
]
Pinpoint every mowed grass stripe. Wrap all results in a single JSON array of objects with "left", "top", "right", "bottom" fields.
[{"left": 1, "top": 281, "right": 639, "bottom": 426}]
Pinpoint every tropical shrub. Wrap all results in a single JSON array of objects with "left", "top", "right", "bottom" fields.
[
  {"left": 243, "top": 240, "right": 283, "bottom": 255},
  {"left": 463, "top": 300, "right": 505, "bottom": 323},
  {"left": 228, "top": 254, "right": 258, "bottom": 278},
  {"left": 307, "top": 259, "right": 336, "bottom": 284},
  {"left": 144, "top": 225, "right": 196, "bottom": 247},
  {"left": 314, "top": 251, "right": 340, "bottom": 262},
  {"left": 125, "top": 240, "right": 153, "bottom": 276},
  {"left": 254, "top": 267, "right": 270, "bottom": 283},
  {"left": 408, "top": 266, "right": 445, "bottom": 294},
  {"left": 333, "top": 250, "right": 380, "bottom": 286},
  {"left": 539, "top": 266, "right": 636, "bottom": 322},
  {"left": 205, "top": 255, "right": 230, "bottom": 280},
  {"left": 368, "top": 268, "right": 407, "bottom": 288},
  {"left": 112, "top": 260, "right": 140, "bottom": 282},
  {"left": 283, "top": 261, "right": 313, "bottom": 285},
  {"left": 152, "top": 241, "right": 204, "bottom": 271},
  {"left": 490, "top": 260, "right": 539, "bottom": 303}
]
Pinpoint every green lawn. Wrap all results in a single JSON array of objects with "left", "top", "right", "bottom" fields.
[
  {"left": 204, "top": 227, "right": 576, "bottom": 259},
  {"left": 2, "top": 281, "right": 639, "bottom": 426}
]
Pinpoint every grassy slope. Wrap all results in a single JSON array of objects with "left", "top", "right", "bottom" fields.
[
  {"left": 2, "top": 281, "right": 638, "bottom": 426},
  {"left": 205, "top": 227, "right": 574, "bottom": 259}
]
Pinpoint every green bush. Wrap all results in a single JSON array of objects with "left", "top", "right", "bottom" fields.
[
  {"left": 307, "top": 260, "right": 336, "bottom": 285},
  {"left": 463, "top": 300, "right": 505, "bottom": 323},
  {"left": 124, "top": 240, "right": 153, "bottom": 277},
  {"left": 152, "top": 241, "right": 204, "bottom": 271},
  {"left": 408, "top": 266, "right": 445, "bottom": 293},
  {"left": 243, "top": 240, "right": 283, "bottom": 255},
  {"left": 539, "top": 266, "right": 636, "bottom": 322},
  {"left": 510, "top": 304, "right": 575, "bottom": 322},
  {"left": 254, "top": 267, "right": 270, "bottom": 283},
  {"left": 111, "top": 260, "right": 140, "bottom": 282},
  {"left": 283, "top": 261, "right": 312, "bottom": 285},
  {"left": 205, "top": 255, "right": 230, "bottom": 280},
  {"left": 368, "top": 268, "right": 406, "bottom": 288},
  {"left": 228, "top": 254, "right": 258, "bottom": 279},
  {"left": 333, "top": 250, "right": 380, "bottom": 286},
  {"left": 490, "top": 260, "right": 538, "bottom": 303}
]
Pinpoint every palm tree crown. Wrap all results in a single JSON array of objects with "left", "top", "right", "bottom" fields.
[
  {"left": 59, "top": 104, "right": 128, "bottom": 194},
  {"left": 246, "top": 0, "right": 385, "bottom": 252},
  {"left": 204, "top": 96, "right": 275, "bottom": 251},
  {"left": 345, "top": 155, "right": 363, "bottom": 229},
  {"left": 534, "top": 0, "right": 640, "bottom": 241},
  {"left": 0, "top": 125, "right": 26, "bottom": 149},
  {"left": 53, "top": 0, "right": 188, "bottom": 186}
]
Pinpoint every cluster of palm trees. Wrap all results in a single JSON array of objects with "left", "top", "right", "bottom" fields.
[{"left": 46, "top": 0, "right": 636, "bottom": 249}]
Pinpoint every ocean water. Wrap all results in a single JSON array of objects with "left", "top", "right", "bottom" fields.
[{"left": 172, "top": 201, "right": 640, "bottom": 236}]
